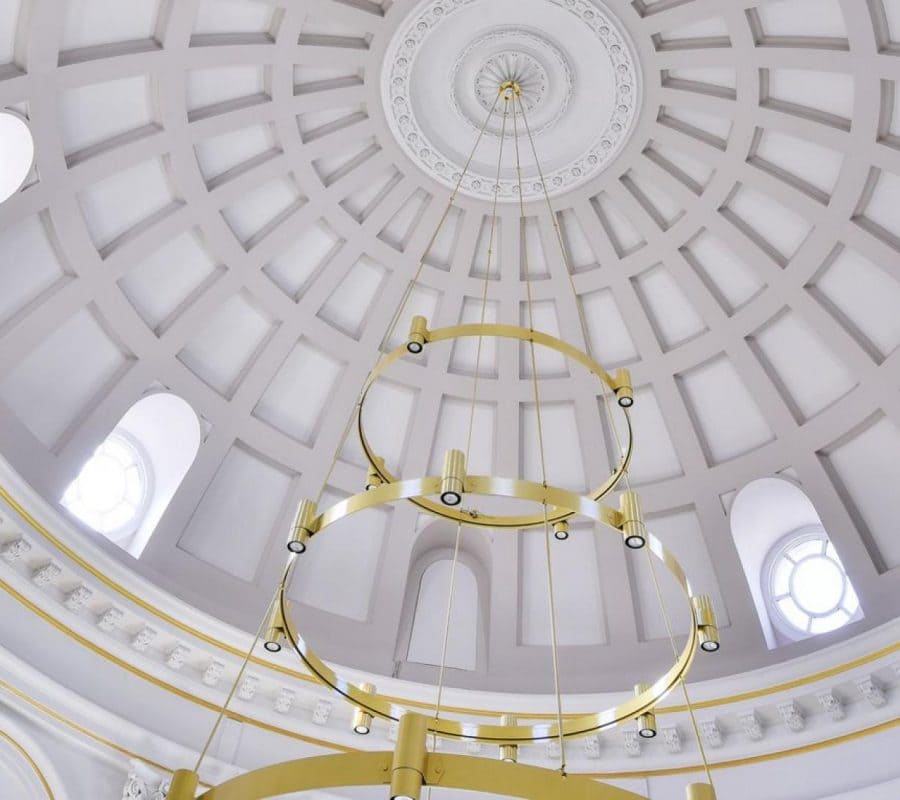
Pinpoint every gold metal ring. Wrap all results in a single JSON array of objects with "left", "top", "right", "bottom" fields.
[
  {"left": 357, "top": 322, "right": 634, "bottom": 528},
  {"left": 196, "top": 750, "right": 649, "bottom": 800},
  {"left": 278, "top": 477, "right": 699, "bottom": 744}
]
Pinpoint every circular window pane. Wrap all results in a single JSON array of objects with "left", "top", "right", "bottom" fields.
[
  {"left": 62, "top": 432, "right": 150, "bottom": 539},
  {"left": 790, "top": 555, "right": 845, "bottom": 615},
  {"left": 767, "top": 529, "right": 860, "bottom": 638},
  {"left": 0, "top": 112, "right": 34, "bottom": 203}
]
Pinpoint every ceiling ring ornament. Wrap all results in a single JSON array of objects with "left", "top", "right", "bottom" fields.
[
  {"left": 356, "top": 321, "right": 634, "bottom": 528},
  {"left": 381, "top": 0, "right": 641, "bottom": 201},
  {"left": 277, "top": 476, "right": 701, "bottom": 744},
  {"left": 453, "top": 27, "right": 573, "bottom": 139}
]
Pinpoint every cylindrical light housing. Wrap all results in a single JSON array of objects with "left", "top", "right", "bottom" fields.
[
  {"left": 552, "top": 520, "right": 570, "bottom": 541},
  {"left": 618, "top": 490, "right": 646, "bottom": 549},
  {"left": 692, "top": 595, "right": 720, "bottom": 652},
  {"left": 634, "top": 683, "right": 657, "bottom": 738},
  {"left": 352, "top": 682, "right": 376, "bottom": 735},
  {"left": 499, "top": 714, "right": 518, "bottom": 763},
  {"left": 390, "top": 713, "right": 428, "bottom": 800},
  {"left": 287, "top": 499, "right": 317, "bottom": 554},
  {"left": 613, "top": 368, "right": 634, "bottom": 408},
  {"left": 165, "top": 770, "right": 199, "bottom": 800},
  {"left": 407, "top": 315, "right": 428, "bottom": 355},
  {"left": 366, "top": 457, "right": 386, "bottom": 491},
  {"left": 686, "top": 783, "right": 717, "bottom": 800},
  {"left": 263, "top": 604, "right": 286, "bottom": 653},
  {"left": 440, "top": 449, "right": 466, "bottom": 506}
]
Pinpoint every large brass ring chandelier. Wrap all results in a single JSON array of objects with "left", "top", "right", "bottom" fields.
[{"left": 167, "top": 80, "right": 723, "bottom": 800}]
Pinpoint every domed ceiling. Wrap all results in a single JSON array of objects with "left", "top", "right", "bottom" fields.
[{"left": 0, "top": 0, "right": 899, "bottom": 694}]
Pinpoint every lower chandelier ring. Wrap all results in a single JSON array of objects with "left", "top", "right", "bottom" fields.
[
  {"left": 357, "top": 320, "right": 636, "bottom": 529},
  {"left": 277, "top": 475, "right": 701, "bottom": 745}
]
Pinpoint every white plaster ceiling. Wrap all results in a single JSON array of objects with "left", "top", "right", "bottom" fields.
[{"left": 0, "top": 0, "right": 899, "bottom": 694}]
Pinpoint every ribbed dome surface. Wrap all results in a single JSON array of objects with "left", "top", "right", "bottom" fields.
[{"left": 0, "top": 0, "right": 899, "bottom": 693}]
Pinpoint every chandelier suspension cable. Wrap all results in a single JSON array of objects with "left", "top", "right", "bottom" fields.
[
  {"left": 511, "top": 90, "right": 567, "bottom": 776},
  {"left": 514, "top": 96, "right": 630, "bottom": 493},
  {"left": 186, "top": 91, "right": 507, "bottom": 787},
  {"left": 431, "top": 97, "right": 511, "bottom": 772},
  {"left": 423, "top": 101, "right": 510, "bottom": 800},
  {"left": 644, "top": 543, "right": 716, "bottom": 788},
  {"left": 192, "top": 591, "right": 279, "bottom": 774},
  {"left": 310, "top": 91, "right": 503, "bottom": 508},
  {"left": 515, "top": 94, "right": 715, "bottom": 785}
]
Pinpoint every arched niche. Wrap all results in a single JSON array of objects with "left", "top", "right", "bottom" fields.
[{"left": 395, "top": 518, "right": 492, "bottom": 676}]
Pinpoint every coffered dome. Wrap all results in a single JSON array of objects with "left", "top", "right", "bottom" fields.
[{"left": 0, "top": 0, "right": 899, "bottom": 701}]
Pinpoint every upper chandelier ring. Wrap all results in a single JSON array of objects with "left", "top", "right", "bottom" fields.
[
  {"left": 273, "top": 473, "right": 709, "bottom": 745},
  {"left": 357, "top": 320, "right": 636, "bottom": 529}
]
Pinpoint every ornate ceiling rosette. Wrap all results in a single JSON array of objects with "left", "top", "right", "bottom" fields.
[{"left": 381, "top": 0, "right": 642, "bottom": 201}]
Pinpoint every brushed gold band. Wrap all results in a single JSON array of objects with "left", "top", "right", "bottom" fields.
[
  {"left": 356, "top": 322, "right": 634, "bottom": 528},
  {"left": 196, "top": 748, "right": 647, "bottom": 800}
]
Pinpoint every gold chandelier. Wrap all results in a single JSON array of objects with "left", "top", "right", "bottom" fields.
[{"left": 165, "top": 79, "right": 722, "bottom": 800}]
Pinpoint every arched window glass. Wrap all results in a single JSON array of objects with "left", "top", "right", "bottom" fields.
[
  {"left": 62, "top": 392, "right": 201, "bottom": 556},
  {"left": 62, "top": 431, "right": 150, "bottom": 538},
  {"left": 407, "top": 560, "right": 478, "bottom": 671},
  {"left": 766, "top": 527, "right": 859, "bottom": 637}
]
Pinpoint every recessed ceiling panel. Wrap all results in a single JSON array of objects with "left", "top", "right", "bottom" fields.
[
  {"left": 520, "top": 524, "right": 607, "bottom": 646},
  {"left": 178, "top": 292, "right": 276, "bottom": 398},
  {"left": 808, "top": 246, "right": 900, "bottom": 360},
  {"left": 681, "top": 229, "right": 765, "bottom": 314},
  {"left": 0, "top": 308, "right": 130, "bottom": 448},
  {"left": 118, "top": 230, "right": 221, "bottom": 334},
  {"left": 178, "top": 443, "right": 294, "bottom": 581},
  {"left": 748, "top": 309, "right": 856, "bottom": 422},
  {"left": 677, "top": 354, "right": 775, "bottom": 465},
  {"left": 821, "top": 414, "right": 900, "bottom": 571},
  {"left": 253, "top": 338, "right": 346, "bottom": 446},
  {"left": 0, "top": 214, "right": 69, "bottom": 330}
]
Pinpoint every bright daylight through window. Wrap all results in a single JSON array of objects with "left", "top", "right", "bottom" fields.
[
  {"left": 0, "top": 111, "right": 34, "bottom": 203},
  {"left": 62, "top": 432, "right": 150, "bottom": 539},
  {"left": 767, "top": 529, "right": 860, "bottom": 638}
]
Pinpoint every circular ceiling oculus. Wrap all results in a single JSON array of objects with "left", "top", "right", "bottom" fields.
[{"left": 381, "top": 0, "right": 642, "bottom": 202}]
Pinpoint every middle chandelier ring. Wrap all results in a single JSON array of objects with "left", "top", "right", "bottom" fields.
[
  {"left": 357, "top": 321, "right": 635, "bottom": 529},
  {"left": 277, "top": 475, "right": 700, "bottom": 744}
]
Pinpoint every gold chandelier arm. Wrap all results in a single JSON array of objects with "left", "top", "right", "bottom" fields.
[{"left": 276, "top": 477, "right": 700, "bottom": 744}]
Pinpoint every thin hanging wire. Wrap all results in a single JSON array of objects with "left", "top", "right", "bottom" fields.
[
  {"left": 192, "top": 95, "right": 503, "bottom": 779},
  {"left": 312, "top": 92, "right": 503, "bottom": 507},
  {"left": 426, "top": 97, "right": 510, "bottom": 798},
  {"left": 193, "top": 591, "right": 278, "bottom": 773},
  {"left": 516, "top": 94, "right": 713, "bottom": 789},
  {"left": 435, "top": 97, "right": 509, "bottom": 728},
  {"left": 512, "top": 93, "right": 567, "bottom": 775},
  {"left": 515, "top": 97, "right": 630, "bottom": 494},
  {"left": 644, "top": 543, "right": 716, "bottom": 787}
]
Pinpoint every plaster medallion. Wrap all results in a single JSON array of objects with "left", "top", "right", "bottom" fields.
[{"left": 381, "top": 0, "right": 642, "bottom": 202}]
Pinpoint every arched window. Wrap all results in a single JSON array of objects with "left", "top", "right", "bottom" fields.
[
  {"left": 730, "top": 477, "right": 862, "bottom": 647},
  {"left": 407, "top": 559, "right": 479, "bottom": 671},
  {"left": 62, "top": 392, "right": 201, "bottom": 556}
]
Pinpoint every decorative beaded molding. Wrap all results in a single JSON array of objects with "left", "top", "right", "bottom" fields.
[
  {"left": 451, "top": 27, "right": 573, "bottom": 139},
  {"left": 381, "top": 0, "right": 641, "bottom": 201}
]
